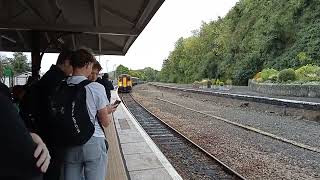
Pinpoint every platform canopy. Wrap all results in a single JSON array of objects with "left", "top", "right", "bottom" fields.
[{"left": 0, "top": 0, "right": 164, "bottom": 55}]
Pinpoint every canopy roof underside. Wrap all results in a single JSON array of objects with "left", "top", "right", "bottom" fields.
[{"left": 0, "top": 0, "right": 164, "bottom": 55}]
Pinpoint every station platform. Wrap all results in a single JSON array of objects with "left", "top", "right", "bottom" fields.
[
  {"left": 104, "top": 90, "right": 182, "bottom": 180},
  {"left": 151, "top": 82, "right": 320, "bottom": 104}
]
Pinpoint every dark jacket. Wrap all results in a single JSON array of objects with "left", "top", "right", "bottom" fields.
[
  {"left": 19, "top": 65, "right": 67, "bottom": 180},
  {"left": 0, "top": 94, "right": 42, "bottom": 179},
  {"left": 97, "top": 77, "right": 114, "bottom": 102},
  {"left": 0, "top": 82, "right": 11, "bottom": 99},
  {"left": 20, "top": 65, "right": 66, "bottom": 139}
]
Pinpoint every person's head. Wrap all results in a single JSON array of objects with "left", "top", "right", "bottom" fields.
[
  {"left": 70, "top": 49, "right": 96, "bottom": 77},
  {"left": 56, "top": 49, "right": 74, "bottom": 76},
  {"left": 26, "top": 76, "right": 39, "bottom": 87},
  {"left": 103, "top": 73, "right": 109, "bottom": 79},
  {"left": 88, "top": 61, "right": 102, "bottom": 81},
  {"left": 12, "top": 85, "right": 26, "bottom": 103}
]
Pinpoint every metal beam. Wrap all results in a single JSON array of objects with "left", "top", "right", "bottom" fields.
[
  {"left": 93, "top": 0, "right": 100, "bottom": 27},
  {"left": 72, "top": 34, "right": 77, "bottom": 50},
  {"left": 98, "top": 34, "right": 101, "bottom": 54},
  {"left": 99, "top": 50, "right": 124, "bottom": 55},
  {"left": 0, "top": 36, "right": 2, "bottom": 50},
  {"left": 18, "top": 0, "right": 48, "bottom": 23},
  {"left": 123, "top": 0, "right": 165, "bottom": 53},
  {"left": 100, "top": 36, "right": 123, "bottom": 50},
  {"left": 122, "top": 0, "right": 151, "bottom": 53},
  {"left": 31, "top": 31, "right": 41, "bottom": 77},
  {"left": 16, "top": 31, "right": 27, "bottom": 49},
  {"left": 93, "top": 0, "right": 102, "bottom": 54},
  {"left": 44, "top": 32, "right": 51, "bottom": 44},
  {"left": 0, "top": 23, "right": 138, "bottom": 36},
  {"left": 102, "top": 5, "right": 135, "bottom": 26},
  {"left": 1, "top": 35, "right": 16, "bottom": 44}
]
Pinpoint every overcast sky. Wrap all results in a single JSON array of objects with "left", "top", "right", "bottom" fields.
[{"left": 2, "top": 0, "right": 239, "bottom": 73}]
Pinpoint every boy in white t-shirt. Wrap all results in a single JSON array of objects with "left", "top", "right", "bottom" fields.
[{"left": 64, "top": 49, "right": 116, "bottom": 180}]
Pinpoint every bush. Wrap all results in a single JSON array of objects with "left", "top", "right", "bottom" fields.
[
  {"left": 269, "top": 75, "right": 278, "bottom": 82},
  {"left": 201, "top": 79, "right": 208, "bottom": 84},
  {"left": 192, "top": 81, "right": 201, "bottom": 88},
  {"left": 278, "top": 69, "right": 297, "bottom": 82},
  {"left": 210, "top": 79, "right": 216, "bottom": 85},
  {"left": 225, "top": 79, "right": 233, "bottom": 85},
  {"left": 256, "top": 78, "right": 263, "bottom": 83},
  {"left": 261, "top": 68, "right": 279, "bottom": 81},
  {"left": 253, "top": 72, "right": 261, "bottom": 80},
  {"left": 295, "top": 64, "right": 320, "bottom": 81},
  {"left": 200, "top": 79, "right": 211, "bottom": 87},
  {"left": 215, "top": 79, "right": 221, "bottom": 85}
]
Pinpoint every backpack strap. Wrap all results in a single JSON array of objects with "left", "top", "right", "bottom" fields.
[{"left": 77, "top": 79, "right": 93, "bottom": 87}]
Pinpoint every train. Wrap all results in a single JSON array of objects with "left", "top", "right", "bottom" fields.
[
  {"left": 131, "top": 77, "right": 141, "bottom": 86},
  {"left": 118, "top": 74, "right": 132, "bottom": 93}
]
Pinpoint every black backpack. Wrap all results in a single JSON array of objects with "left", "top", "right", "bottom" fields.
[{"left": 47, "top": 79, "right": 94, "bottom": 147}]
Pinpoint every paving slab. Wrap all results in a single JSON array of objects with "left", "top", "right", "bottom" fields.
[
  {"left": 121, "top": 142, "right": 153, "bottom": 155},
  {"left": 130, "top": 168, "right": 173, "bottom": 180}
]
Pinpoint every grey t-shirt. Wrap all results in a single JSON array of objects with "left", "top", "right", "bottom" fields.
[{"left": 67, "top": 76, "right": 109, "bottom": 138}]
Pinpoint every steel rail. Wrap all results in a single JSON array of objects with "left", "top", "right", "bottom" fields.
[
  {"left": 155, "top": 97, "right": 320, "bottom": 154},
  {"left": 120, "top": 93, "right": 247, "bottom": 180}
]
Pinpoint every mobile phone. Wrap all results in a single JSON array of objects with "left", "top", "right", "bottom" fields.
[{"left": 113, "top": 100, "right": 121, "bottom": 107}]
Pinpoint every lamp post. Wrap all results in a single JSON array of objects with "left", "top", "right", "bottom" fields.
[
  {"left": 113, "top": 64, "right": 117, "bottom": 81},
  {"left": 105, "top": 59, "right": 109, "bottom": 73}
]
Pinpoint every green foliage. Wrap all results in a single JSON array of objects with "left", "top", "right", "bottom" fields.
[
  {"left": 278, "top": 68, "right": 297, "bottom": 82},
  {"left": 295, "top": 64, "right": 320, "bottom": 81},
  {"left": 159, "top": 0, "right": 320, "bottom": 85},
  {"left": 128, "top": 67, "right": 159, "bottom": 82},
  {"left": 261, "top": 68, "right": 279, "bottom": 81},
  {"left": 225, "top": 79, "right": 233, "bottom": 85},
  {"left": 11, "top": 52, "right": 30, "bottom": 74},
  {"left": 269, "top": 74, "right": 278, "bottom": 82},
  {"left": 116, "top": 65, "right": 129, "bottom": 76},
  {"left": 0, "top": 52, "right": 30, "bottom": 76},
  {"left": 210, "top": 79, "right": 216, "bottom": 85},
  {"left": 215, "top": 79, "right": 221, "bottom": 85}
]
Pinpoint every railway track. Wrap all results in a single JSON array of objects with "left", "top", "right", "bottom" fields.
[
  {"left": 154, "top": 98, "right": 320, "bottom": 154},
  {"left": 120, "top": 93, "right": 246, "bottom": 180},
  {"left": 150, "top": 83, "right": 320, "bottom": 111}
]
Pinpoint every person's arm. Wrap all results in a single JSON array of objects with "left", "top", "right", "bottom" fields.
[
  {"left": 91, "top": 83, "right": 115, "bottom": 127},
  {"left": 0, "top": 95, "right": 43, "bottom": 177},
  {"left": 97, "top": 106, "right": 115, "bottom": 127},
  {"left": 30, "top": 133, "right": 51, "bottom": 173}
]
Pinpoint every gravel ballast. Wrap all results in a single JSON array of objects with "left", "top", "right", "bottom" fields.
[{"left": 130, "top": 84, "right": 320, "bottom": 180}]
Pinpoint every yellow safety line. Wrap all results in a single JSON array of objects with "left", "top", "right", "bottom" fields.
[{"left": 156, "top": 98, "right": 320, "bottom": 154}]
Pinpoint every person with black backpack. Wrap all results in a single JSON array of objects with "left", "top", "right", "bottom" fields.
[
  {"left": 19, "top": 49, "right": 74, "bottom": 180},
  {"left": 58, "top": 49, "right": 115, "bottom": 180}
]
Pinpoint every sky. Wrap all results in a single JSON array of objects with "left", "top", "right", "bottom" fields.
[{"left": 2, "top": 0, "right": 239, "bottom": 73}]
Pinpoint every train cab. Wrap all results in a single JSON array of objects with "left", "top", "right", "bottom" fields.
[{"left": 118, "top": 74, "right": 132, "bottom": 93}]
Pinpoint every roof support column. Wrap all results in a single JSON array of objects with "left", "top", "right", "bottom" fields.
[{"left": 31, "top": 31, "right": 41, "bottom": 78}]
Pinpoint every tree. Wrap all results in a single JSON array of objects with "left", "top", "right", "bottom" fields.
[
  {"left": 10, "top": 52, "right": 30, "bottom": 74},
  {"left": 142, "top": 67, "right": 159, "bottom": 82},
  {"left": 116, "top": 64, "right": 129, "bottom": 76},
  {"left": 159, "top": 0, "right": 320, "bottom": 85}
]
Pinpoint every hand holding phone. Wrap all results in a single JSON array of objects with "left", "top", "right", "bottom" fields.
[{"left": 112, "top": 100, "right": 121, "bottom": 107}]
